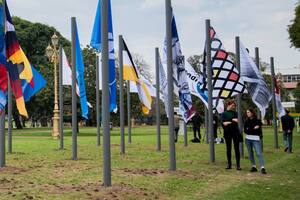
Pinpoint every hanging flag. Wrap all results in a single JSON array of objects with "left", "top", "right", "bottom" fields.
[
  {"left": 274, "top": 78, "right": 286, "bottom": 117},
  {"left": 0, "top": 0, "right": 7, "bottom": 113},
  {"left": 202, "top": 26, "right": 246, "bottom": 110},
  {"left": 158, "top": 51, "right": 169, "bottom": 117},
  {"left": 22, "top": 65, "right": 46, "bottom": 102},
  {"left": 122, "top": 38, "right": 152, "bottom": 114},
  {"left": 163, "top": 10, "right": 195, "bottom": 122},
  {"left": 90, "top": 0, "right": 117, "bottom": 112},
  {"left": 5, "top": 1, "right": 32, "bottom": 117},
  {"left": 75, "top": 23, "right": 89, "bottom": 119},
  {"left": 240, "top": 41, "right": 272, "bottom": 118}
]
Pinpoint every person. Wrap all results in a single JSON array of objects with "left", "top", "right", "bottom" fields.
[
  {"left": 191, "top": 112, "right": 201, "bottom": 143},
  {"left": 174, "top": 112, "right": 180, "bottom": 143},
  {"left": 213, "top": 114, "right": 218, "bottom": 139},
  {"left": 244, "top": 108, "right": 266, "bottom": 174},
  {"left": 221, "top": 100, "right": 241, "bottom": 170},
  {"left": 281, "top": 110, "right": 295, "bottom": 153}
]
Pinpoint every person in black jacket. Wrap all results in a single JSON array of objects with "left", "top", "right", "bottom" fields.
[
  {"left": 191, "top": 112, "right": 202, "bottom": 143},
  {"left": 281, "top": 110, "right": 295, "bottom": 153},
  {"left": 244, "top": 108, "right": 266, "bottom": 174},
  {"left": 221, "top": 100, "right": 241, "bottom": 170}
]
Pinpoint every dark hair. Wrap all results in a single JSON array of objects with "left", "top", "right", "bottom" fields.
[
  {"left": 246, "top": 108, "right": 257, "bottom": 119},
  {"left": 226, "top": 100, "right": 236, "bottom": 107},
  {"left": 285, "top": 109, "right": 290, "bottom": 114}
]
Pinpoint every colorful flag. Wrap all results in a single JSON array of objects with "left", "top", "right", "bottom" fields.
[
  {"left": 75, "top": 23, "right": 89, "bottom": 119},
  {"left": 163, "top": 10, "right": 195, "bottom": 122},
  {"left": 0, "top": 0, "right": 6, "bottom": 113},
  {"left": 90, "top": 0, "right": 117, "bottom": 112},
  {"left": 240, "top": 41, "right": 272, "bottom": 118},
  {"left": 202, "top": 26, "right": 246, "bottom": 110},
  {"left": 122, "top": 38, "right": 152, "bottom": 114},
  {"left": 274, "top": 78, "right": 286, "bottom": 117}
]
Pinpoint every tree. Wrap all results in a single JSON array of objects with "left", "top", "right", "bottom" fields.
[
  {"left": 294, "top": 82, "right": 300, "bottom": 112},
  {"left": 288, "top": 2, "right": 300, "bottom": 49}
]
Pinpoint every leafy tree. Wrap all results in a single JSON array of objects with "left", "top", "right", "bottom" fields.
[
  {"left": 288, "top": 1, "right": 300, "bottom": 49},
  {"left": 294, "top": 82, "right": 300, "bottom": 112}
]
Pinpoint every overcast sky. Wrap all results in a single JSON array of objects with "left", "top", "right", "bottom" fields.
[{"left": 8, "top": 0, "right": 300, "bottom": 76}]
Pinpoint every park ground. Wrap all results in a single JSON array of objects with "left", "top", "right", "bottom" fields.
[{"left": 0, "top": 126, "right": 299, "bottom": 200}]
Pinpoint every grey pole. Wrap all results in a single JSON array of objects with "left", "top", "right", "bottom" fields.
[
  {"left": 127, "top": 81, "right": 131, "bottom": 143},
  {"left": 101, "top": 0, "right": 112, "bottom": 187},
  {"left": 155, "top": 48, "right": 161, "bottom": 151},
  {"left": 96, "top": 54, "right": 101, "bottom": 146},
  {"left": 119, "top": 35, "right": 125, "bottom": 154},
  {"left": 205, "top": 108, "right": 209, "bottom": 144},
  {"left": 0, "top": 109, "right": 5, "bottom": 167},
  {"left": 255, "top": 47, "right": 263, "bottom": 151},
  {"left": 71, "top": 17, "right": 78, "bottom": 160},
  {"left": 235, "top": 37, "right": 244, "bottom": 158},
  {"left": 184, "top": 122, "right": 188, "bottom": 147},
  {"left": 206, "top": 19, "right": 215, "bottom": 163},
  {"left": 165, "top": 0, "right": 176, "bottom": 171},
  {"left": 270, "top": 57, "right": 279, "bottom": 149},
  {"left": 7, "top": 76, "right": 12, "bottom": 154},
  {"left": 59, "top": 45, "right": 64, "bottom": 150},
  {"left": 254, "top": 48, "right": 261, "bottom": 119}
]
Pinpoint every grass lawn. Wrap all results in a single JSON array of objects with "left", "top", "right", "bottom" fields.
[{"left": 0, "top": 126, "right": 299, "bottom": 200}]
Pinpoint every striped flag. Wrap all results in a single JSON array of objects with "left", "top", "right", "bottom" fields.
[{"left": 122, "top": 38, "right": 152, "bottom": 114}]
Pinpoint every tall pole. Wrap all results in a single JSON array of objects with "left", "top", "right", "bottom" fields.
[
  {"left": 119, "top": 35, "right": 125, "bottom": 154},
  {"left": 254, "top": 47, "right": 261, "bottom": 120},
  {"left": 127, "top": 81, "right": 131, "bottom": 143},
  {"left": 71, "top": 17, "right": 78, "bottom": 160},
  {"left": 155, "top": 47, "right": 161, "bottom": 151},
  {"left": 235, "top": 37, "right": 244, "bottom": 158},
  {"left": 270, "top": 57, "right": 279, "bottom": 149},
  {"left": 96, "top": 54, "right": 101, "bottom": 146},
  {"left": 183, "top": 122, "right": 188, "bottom": 147},
  {"left": 59, "top": 45, "right": 64, "bottom": 150},
  {"left": 101, "top": 0, "right": 112, "bottom": 187},
  {"left": 206, "top": 19, "right": 215, "bottom": 163},
  {"left": 166, "top": 0, "right": 176, "bottom": 171},
  {"left": 7, "top": 76, "right": 12, "bottom": 154},
  {"left": 205, "top": 108, "right": 209, "bottom": 144},
  {"left": 0, "top": 109, "right": 5, "bottom": 168},
  {"left": 52, "top": 40, "right": 60, "bottom": 139}
]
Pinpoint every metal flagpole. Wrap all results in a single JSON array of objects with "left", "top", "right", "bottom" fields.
[
  {"left": 96, "top": 54, "right": 101, "bottom": 146},
  {"left": 0, "top": 108, "right": 5, "bottom": 168},
  {"left": 205, "top": 108, "right": 209, "bottom": 144},
  {"left": 255, "top": 47, "right": 263, "bottom": 152},
  {"left": 165, "top": 0, "right": 176, "bottom": 171},
  {"left": 119, "top": 35, "right": 125, "bottom": 154},
  {"left": 235, "top": 37, "right": 244, "bottom": 158},
  {"left": 59, "top": 45, "right": 64, "bottom": 150},
  {"left": 270, "top": 57, "right": 279, "bottom": 149},
  {"left": 101, "top": 0, "right": 112, "bottom": 187},
  {"left": 127, "top": 81, "right": 131, "bottom": 144},
  {"left": 71, "top": 17, "right": 78, "bottom": 160},
  {"left": 206, "top": 19, "right": 215, "bottom": 163},
  {"left": 184, "top": 122, "right": 188, "bottom": 147},
  {"left": 7, "top": 76, "right": 12, "bottom": 154},
  {"left": 155, "top": 47, "right": 161, "bottom": 151}
]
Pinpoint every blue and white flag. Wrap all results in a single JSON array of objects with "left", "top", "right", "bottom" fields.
[
  {"left": 158, "top": 51, "right": 169, "bottom": 117},
  {"left": 90, "top": 0, "right": 117, "bottom": 112},
  {"left": 75, "top": 22, "right": 89, "bottom": 119},
  {"left": 240, "top": 41, "right": 272, "bottom": 118},
  {"left": 163, "top": 10, "right": 195, "bottom": 122}
]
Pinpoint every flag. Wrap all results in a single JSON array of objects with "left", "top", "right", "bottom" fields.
[
  {"left": 202, "top": 26, "right": 246, "bottom": 110},
  {"left": 163, "top": 9, "right": 195, "bottom": 122},
  {"left": 240, "top": 41, "right": 272, "bottom": 118},
  {"left": 122, "top": 38, "right": 152, "bottom": 114},
  {"left": 90, "top": 0, "right": 117, "bottom": 112},
  {"left": 75, "top": 23, "right": 89, "bottom": 119},
  {"left": 274, "top": 78, "right": 286, "bottom": 117},
  {"left": 158, "top": 51, "right": 169, "bottom": 116},
  {"left": 22, "top": 65, "right": 46, "bottom": 102},
  {"left": 0, "top": 0, "right": 7, "bottom": 113}
]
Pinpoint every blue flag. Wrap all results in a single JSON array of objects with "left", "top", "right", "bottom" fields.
[
  {"left": 75, "top": 23, "right": 89, "bottom": 119},
  {"left": 22, "top": 65, "right": 46, "bottom": 102},
  {"left": 90, "top": 0, "right": 117, "bottom": 112}
]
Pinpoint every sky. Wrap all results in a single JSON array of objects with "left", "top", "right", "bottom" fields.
[{"left": 8, "top": 0, "right": 300, "bottom": 77}]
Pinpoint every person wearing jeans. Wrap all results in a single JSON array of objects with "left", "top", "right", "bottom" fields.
[
  {"left": 244, "top": 108, "right": 266, "bottom": 174},
  {"left": 281, "top": 110, "right": 295, "bottom": 153}
]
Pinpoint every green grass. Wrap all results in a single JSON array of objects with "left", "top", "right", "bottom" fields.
[{"left": 0, "top": 126, "right": 299, "bottom": 200}]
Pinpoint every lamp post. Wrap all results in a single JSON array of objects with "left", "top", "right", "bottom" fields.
[{"left": 46, "top": 33, "right": 60, "bottom": 139}]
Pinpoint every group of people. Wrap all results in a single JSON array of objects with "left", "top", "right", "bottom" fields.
[{"left": 174, "top": 100, "right": 296, "bottom": 175}]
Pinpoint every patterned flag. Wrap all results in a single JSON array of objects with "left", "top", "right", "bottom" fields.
[
  {"left": 163, "top": 10, "right": 195, "bottom": 122},
  {"left": 122, "top": 38, "right": 152, "bottom": 114},
  {"left": 240, "top": 41, "right": 272, "bottom": 118},
  {"left": 0, "top": 0, "right": 7, "bottom": 113},
  {"left": 158, "top": 51, "right": 169, "bottom": 117},
  {"left": 90, "top": 0, "right": 117, "bottom": 112},
  {"left": 202, "top": 26, "right": 246, "bottom": 110},
  {"left": 274, "top": 78, "right": 286, "bottom": 117}
]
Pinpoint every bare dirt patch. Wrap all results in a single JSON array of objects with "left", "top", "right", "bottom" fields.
[
  {"left": 117, "top": 168, "right": 168, "bottom": 176},
  {"left": 0, "top": 166, "right": 27, "bottom": 174}
]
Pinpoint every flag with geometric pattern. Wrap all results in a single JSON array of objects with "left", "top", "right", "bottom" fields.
[{"left": 202, "top": 26, "right": 246, "bottom": 109}]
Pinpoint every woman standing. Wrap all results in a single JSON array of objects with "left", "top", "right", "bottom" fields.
[{"left": 244, "top": 108, "right": 267, "bottom": 174}]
